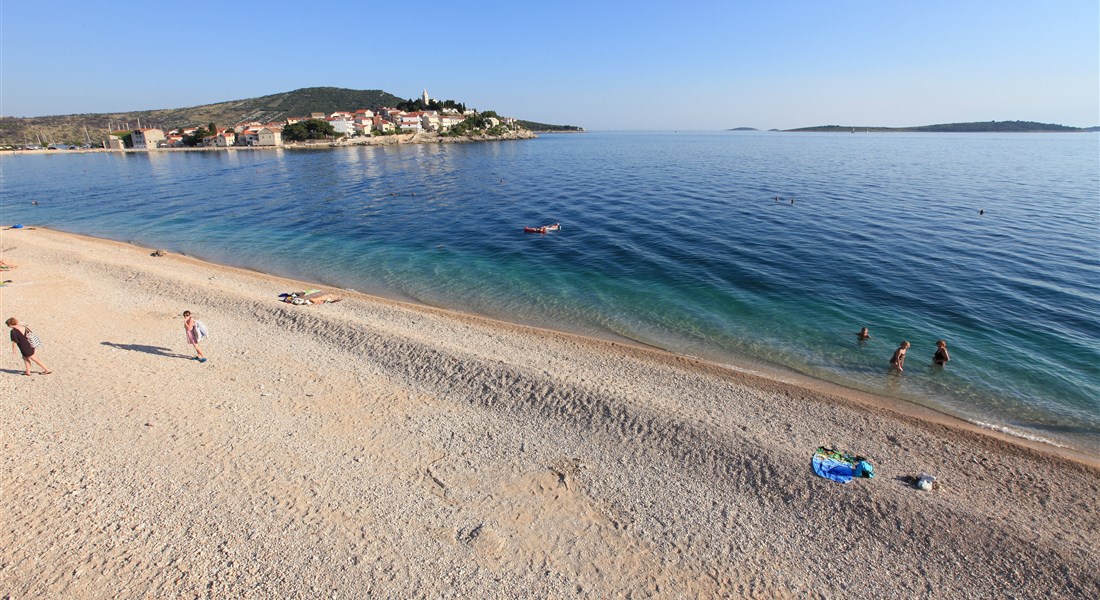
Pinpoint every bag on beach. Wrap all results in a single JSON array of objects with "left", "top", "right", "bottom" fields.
[
  {"left": 25, "top": 327, "right": 43, "bottom": 349},
  {"left": 193, "top": 320, "right": 208, "bottom": 342}
]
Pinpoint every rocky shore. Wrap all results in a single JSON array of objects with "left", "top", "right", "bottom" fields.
[
  {"left": 2, "top": 130, "right": 538, "bottom": 155},
  {"left": 332, "top": 129, "right": 538, "bottom": 146}
]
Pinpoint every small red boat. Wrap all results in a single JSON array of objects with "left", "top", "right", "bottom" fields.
[{"left": 523, "top": 223, "right": 561, "bottom": 234}]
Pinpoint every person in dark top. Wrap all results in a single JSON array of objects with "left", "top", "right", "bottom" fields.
[
  {"left": 933, "top": 340, "right": 950, "bottom": 366},
  {"left": 6, "top": 317, "right": 51, "bottom": 376}
]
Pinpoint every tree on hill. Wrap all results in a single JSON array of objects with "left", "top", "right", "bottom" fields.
[
  {"left": 112, "top": 131, "right": 133, "bottom": 148},
  {"left": 182, "top": 126, "right": 212, "bottom": 147},
  {"left": 912, "top": 120, "right": 1081, "bottom": 132},
  {"left": 396, "top": 97, "right": 467, "bottom": 113},
  {"left": 282, "top": 119, "right": 339, "bottom": 142},
  {"left": 443, "top": 110, "right": 513, "bottom": 137}
]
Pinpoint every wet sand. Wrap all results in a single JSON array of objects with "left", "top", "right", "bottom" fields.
[{"left": 1, "top": 228, "right": 1097, "bottom": 598}]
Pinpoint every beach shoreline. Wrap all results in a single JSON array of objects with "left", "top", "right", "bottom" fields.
[
  {"left": 18, "top": 227, "right": 1096, "bottom": 466},
  {"left": 2, "top": 227, "right": 1097, "bottom": 597}
]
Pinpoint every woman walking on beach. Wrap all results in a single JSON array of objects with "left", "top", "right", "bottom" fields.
[
  {"left": 890, "top": 341, "right": 910, "bottom": 372},
  {"left": 6, "top": 317, "right": 51, "bottom": 376},
  {"left": 183, "top": 310, "right": 207, "bottom": 363},
  {"left": 933, "top": 340, "right": 950, "bottom": 366}
]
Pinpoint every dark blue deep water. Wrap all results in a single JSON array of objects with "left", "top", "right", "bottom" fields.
[{"left": 3, "top": 132, "right": 1099, "bottom": 453}]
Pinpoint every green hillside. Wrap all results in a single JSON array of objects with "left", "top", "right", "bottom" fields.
[
  {"left": 0, "top": 87, "right": 405, "bottom": 146},
  {"left": 0, "top": 87, "right": 586, "bottom": 147},
  {"left": 516, "top": 120, "right": 584, "bottom": 132}
]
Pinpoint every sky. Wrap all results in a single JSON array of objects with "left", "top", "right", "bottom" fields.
[{"left": 1, "top": 0, "right": 1097, "bottom": 130}]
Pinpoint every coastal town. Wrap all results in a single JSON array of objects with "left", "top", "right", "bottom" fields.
[{"left": 15, "top": 89, "right": 528, "bottom": 151}]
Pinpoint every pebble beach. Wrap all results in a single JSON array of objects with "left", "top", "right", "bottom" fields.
[{"left": 1, "top": 228, "right": 1097, "bottom": 598}]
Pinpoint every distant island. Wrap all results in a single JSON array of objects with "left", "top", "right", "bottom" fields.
[
  {"left": 724, "top": 121, "right": 1098, "bottom": 133},
  {"left": 517, "top": 121, "right": 585, "bottom": 133},
  {"left": 783, "top": 121, "right": 1096, "bottom": 133},
  {"left": 0, "top": 87, "right": 583, "bottom": 148}
]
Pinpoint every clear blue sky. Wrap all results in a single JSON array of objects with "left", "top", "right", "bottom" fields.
[{"left": 2, "top": 0, "right": 1097, "bottom": 129}]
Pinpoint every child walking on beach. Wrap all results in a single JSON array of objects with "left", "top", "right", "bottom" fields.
[{"left": 183, "top": 310, "right": 207, "bottom": 363}]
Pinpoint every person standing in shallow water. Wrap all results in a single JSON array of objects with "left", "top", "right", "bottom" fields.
[
  {"left": 183, "top": 310, "right": 207, "bottom": 363},
  {"left": 6, "top": 317, "right": 51, "bottom": 375},
  {"left": 933, "top": 340, "right": 950, "bottom": 366},
  {"left": 890, "top": 341, "right": 910, "bottom": 372}
]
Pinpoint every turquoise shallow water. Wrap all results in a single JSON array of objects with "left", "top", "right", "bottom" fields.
[{"left": 3, "top": 132, "right": 1099, "bottom": 453}]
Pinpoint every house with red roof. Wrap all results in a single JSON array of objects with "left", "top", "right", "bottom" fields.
[
  {"left": 214, "top": 131, "right": 236, "bottom": 147},
  {"left": 398, "top": 112, "right": 423, "bottom": 132},
  {"left": 256, "top": 127, "right": 282, "bottom": 146},
  {"left": 372, "top": 115, "right": 394, "bottom": 133},
  {"left": 236, "top": 131, "right": 257, "bottom": 146}
]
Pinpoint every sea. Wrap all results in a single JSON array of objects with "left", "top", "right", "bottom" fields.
[{"left": 3, "top": 131, "right": 1098, "bottom": 455}]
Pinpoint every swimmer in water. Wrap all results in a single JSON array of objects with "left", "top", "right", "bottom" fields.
[
  {"left": 932, "top": 339, "right": 950, "bottom": 366},
  {"left": 890, "top": 341, "right": 910, "bottom": 372}
]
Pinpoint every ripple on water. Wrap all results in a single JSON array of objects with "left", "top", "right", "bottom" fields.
[{"left": 5, "top": 132, "right": 1099, "bottom": 454}]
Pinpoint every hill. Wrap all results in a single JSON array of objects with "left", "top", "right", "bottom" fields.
[
  {"left": 0, "top": 87, "right": 403, "bottom": 147},
  {"left": 0, "top": 87, "right": 582, "bottom": 146},
  {"left": 785, "top": 120, "right": 1090, "bottom": 133},
  {"left": 516, "top": 120, "right": 583, "bottom": 132}
]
